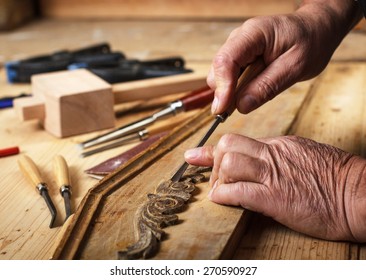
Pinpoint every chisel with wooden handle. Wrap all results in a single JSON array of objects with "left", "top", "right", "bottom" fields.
[
  {"left": 171, "top": 59, "right": 266, "bottom": 182},
  {"left": 53, "top": 155, "right": 72, "bottom": 221},
  {"left": 18, "top": 155, "right": 57, "bottom": 228},
  {"left": 78, "top": 85, "right": 214, "bottom": 150}
]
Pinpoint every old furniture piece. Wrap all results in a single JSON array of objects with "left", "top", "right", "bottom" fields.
[{"left": 1, "top": 13, "right": 366, "bottom": 259}]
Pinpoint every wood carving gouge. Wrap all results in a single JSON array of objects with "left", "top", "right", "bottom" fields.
[
  {"left": 77, "top": 85, "right": 214, "bottom": 150},
  {"left": 18, "top": 155, "right": 57, "bottom": 228},
  {"left": 53, "top": 155, "right": 72, "bottom": 221},
  {"left": 171, "top": 59, "right": 266, "bottom": 182}
]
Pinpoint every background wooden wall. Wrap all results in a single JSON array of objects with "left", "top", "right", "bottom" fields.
[{"left": 38, "top": 0, "right": 297, "bottom": 20}]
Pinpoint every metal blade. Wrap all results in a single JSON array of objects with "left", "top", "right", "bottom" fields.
[
  {"left": 80, "top": 133, "right": 140, "bottom": 157},
  {"left": 171, "top": 113, "right": 228, "bottom": 182},
  {"left": 40, "top": 189, "right": 57, "bottom": 228},
  {"left": 78, "top": 116, "right": 155, "bottom": 150},
  {"left": 62, "top": 191, "right": 72, "bottom": 221}
]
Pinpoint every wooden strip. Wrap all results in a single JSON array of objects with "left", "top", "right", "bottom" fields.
[
  {"left": 39, "top": 0, "right": 295, "bottom": 19},
  {"left": 112, "top": 71, "right": 207, "bottom": 103}
]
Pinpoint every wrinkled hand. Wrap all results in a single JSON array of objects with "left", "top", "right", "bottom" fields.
[
  {"left": 209, "top": 1, "right": 362, "bottom": 115},
  {"left": 185, "top": 134, "right": 366, "bottom": 242}
]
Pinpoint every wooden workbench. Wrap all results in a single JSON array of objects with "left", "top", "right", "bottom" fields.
[{"left": 1, "top": 18, "right": 366, "bottom": 260}]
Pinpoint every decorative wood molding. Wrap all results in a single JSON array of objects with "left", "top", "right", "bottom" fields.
[{"left": 118, "top": 166, "right": 211, "bottom": 259}]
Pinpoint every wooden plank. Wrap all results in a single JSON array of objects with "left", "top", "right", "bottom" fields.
[
  {"left": 234, "top": 62, "right": 366, "bottom": 260},
  {"left": 289, "top": 62, "right": 366, "bottom": 155},
  {"left": 52, "top": 79, "right": 313, "bottom": 259},
  {"left": 39, "top": 0, "right": 295, "bottom": 20},
  {"left": 1, "top": 19, "right": 365, "bottom": 69},
  {"left": 113, "top": 69, "right": 207, "bottom": 103},
  {"left": 360, "top": 245, "right": 366, "bottom": 259},
  {"left": 234, "top": 214, "right": 354, "bottom": 260}
]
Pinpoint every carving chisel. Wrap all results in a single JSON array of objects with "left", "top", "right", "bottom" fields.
[
  {"left": 80, "top": 111, "right": 196, "bottom": 157},
  {"left": 78, "top": 85, "right": 214, "bottom": 150},
  {"left": 18, "top": 155, "right": 57, "bottom": 228},
  {"left": 53, "top": 155, "right": 72, "bottom": 221},
  {"left": 171, "top": 59, "right": 266, "bottom": 182}
]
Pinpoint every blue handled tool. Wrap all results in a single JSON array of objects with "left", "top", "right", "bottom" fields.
[{"left": 0, "top": 93, "right": 31, "bottom": 109}]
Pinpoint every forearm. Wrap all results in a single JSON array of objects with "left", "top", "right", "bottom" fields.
[{"left": 297, "top": 0, "right": 363, "bottom": 38}]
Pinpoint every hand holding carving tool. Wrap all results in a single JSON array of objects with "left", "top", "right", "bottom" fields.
[
  {"left": 80, "top": 111, "right": 196, "bottom": 158},
  {"left": 171, "top": 59, "right": 266, "bottom": 182},
  {"left": 18, "top": 155, "right": 57, "bottom": 228},
  {"left": 53, "top": 155, "right": 72, "bottom": 221},
  {"left": 78, "top": 85, "right": 214, "bottom": 150}
]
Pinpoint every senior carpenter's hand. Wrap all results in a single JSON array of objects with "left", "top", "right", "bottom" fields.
[
  {"left": 209, "top": 1, "right": 363, "bottom": 115},
  {"left": 184, "top": 134, "right": 366, "bottom": 242}
]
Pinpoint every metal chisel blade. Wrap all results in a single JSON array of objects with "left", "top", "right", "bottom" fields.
[
  {"left": 78, "top": 116, "right": 154, "bottom": 150},
  {"left": 40, "top": 189, "right": 57, "bottom": 228},
  {"left": 80, "top": 133, "right": 139, "bottom": 158},
  {"left": 62, "top": 191, "right": 72, "bottom": 221},
  {"left": 171, "top": 113, "right": 228, "bottom": 182}
]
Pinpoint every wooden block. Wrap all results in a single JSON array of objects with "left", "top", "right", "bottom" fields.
[
  {"left": 13, "top": 96, "right": 45, "bottom": 121},
  {"left": 31, "top": 69, "right": 115, "bottom": 138}
]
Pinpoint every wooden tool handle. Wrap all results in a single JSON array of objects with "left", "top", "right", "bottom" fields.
[
  {"left": 18, "top": 155, "right": 43, "bottom": 187},
  {"left": 53, "top": 155, "right": 71, "bottom": 187},
  {"left": 181, "top": 86, "right": 214, "bottom": 111}
]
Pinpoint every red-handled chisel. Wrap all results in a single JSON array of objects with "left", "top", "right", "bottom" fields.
[{"left": 78, "top": 86, "right": 214, "bottom": 150}]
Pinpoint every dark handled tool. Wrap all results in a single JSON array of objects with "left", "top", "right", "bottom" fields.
[
  {"left": 53, "top": 155, "right": 72, "bottom": 221},
  {"left": 80, "top": 111, "right": 195, "bottom": 157},
  {"left": 18, "top": 155, "right": 57, "bottom": 228},
  {"left": 68, "top": 56, "right": 189, "bottom": 84},
  {"left": 78, "top": 85, "right": 214, "bottom": 150},
  {"left": 5, "top": 42, "right": 123, "bottom": 83},
  {"left": 171, "top": 59, "right": 266, "bottom": 182},
  {"left": 69, "top": 56, "right": 186, "bottom": 70},
  {"left": 84, "top": 65, "right": 192, "bottom": 84}
]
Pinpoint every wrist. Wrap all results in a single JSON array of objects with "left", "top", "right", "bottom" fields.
[
  {"left": 344, "top": 155, "right": 366, "bottom": 242},
  {"left": 295, "top": 1, "right": 363, "bottom": 48}
]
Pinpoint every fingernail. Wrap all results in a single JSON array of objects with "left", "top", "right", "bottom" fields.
[
  {"left": 208, "top": 180, "right": 219, "bottom": 200},
  {"left": 184, "top": 148, "right": 199, "bottom": 160},
  {"left": 211, "top": 97, "right": 219, "bottom": 114}
]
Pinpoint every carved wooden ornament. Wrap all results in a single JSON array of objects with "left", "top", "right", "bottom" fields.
[{"left": 118, "top": 166, "right": 211, "bottom": 259}]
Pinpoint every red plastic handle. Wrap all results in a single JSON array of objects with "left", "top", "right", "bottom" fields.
[
  {"left": 0, "top": 146, "right": 20, "bottom": 157},
  {"left": 181, "top": 86, "right": 214, "bottom": 111}
]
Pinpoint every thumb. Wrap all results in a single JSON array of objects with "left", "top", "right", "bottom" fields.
[{"left": 184, "top": 145, "right": 215, "bottom": 167}]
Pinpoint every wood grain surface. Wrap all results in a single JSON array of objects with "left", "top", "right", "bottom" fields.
[
  {"left": 39, "top": 0, "right": 295, "bottom": 19},
  {"left": 1, "top": 18, "right": 366, "bottom": 260}
]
